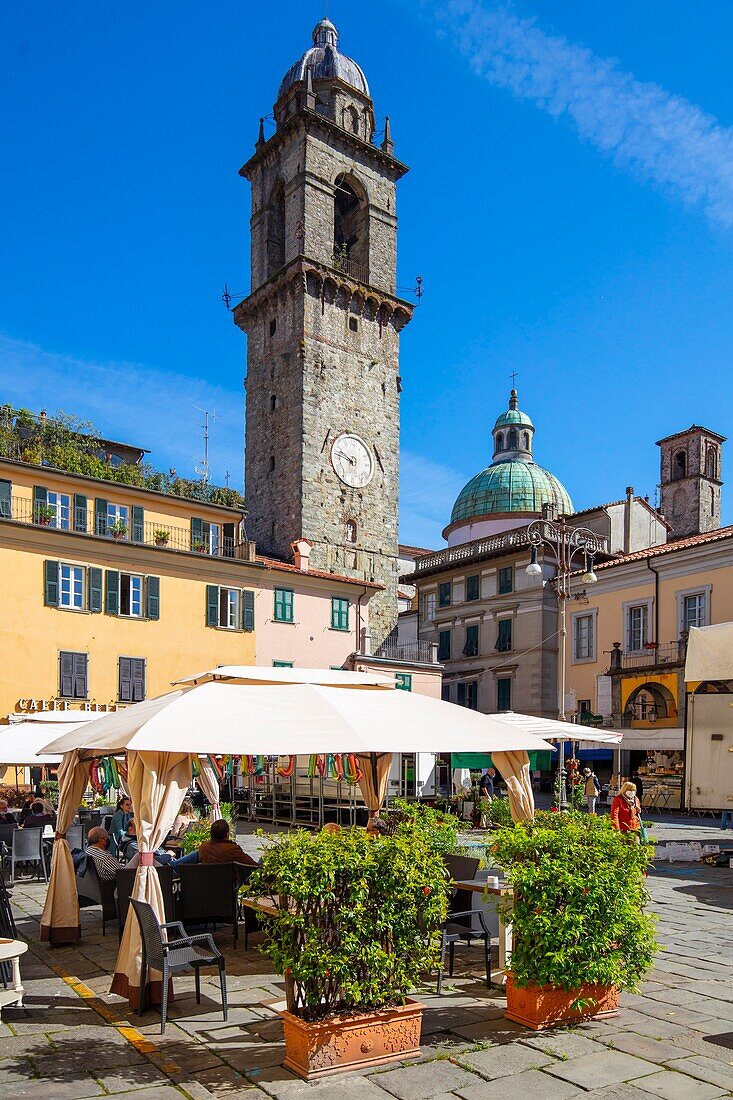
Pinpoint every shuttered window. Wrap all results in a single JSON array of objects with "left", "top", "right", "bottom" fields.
[
  {"left": 496, "top": 677, "right": 512, "bottom": 712},
  {"left": 466, "top": 574, "right": 480, "bottom": 602},
  {"left": 119, "top": 574, "right": 143, "bottom": 617},
  {"left": 496, "top": 618, "right": 512, "bottom": 652},
  {"left": 59, "top": 564, "right": 84, "bottom": 610},
  {"left": 131, "top": 505, "right": 145, "bottom": 543},
  {"left": 242, "top": 589, "right": 255, "bottom": 632},
  {"left": 498, "top": 566, "right": 514, "bottom": 595},
  {"left": 274, "top": 588, "right": 294, "bottom": 623},
  {"left": 146, "top": 576, "right": 160, "bottom": 620},
  {"left": 88, "top": 567, "right": 103, "bottom": 613},
  {"left": 33, "top": 485, "right": 48, "bottom": 524},
  {"left": 438, "top": 582, "right": 452, "bottom": 607},
  {"left": 73, "top": 494, "right": 87, "bottom": 533},
  {"left": 119, "top": 657, "right": 146, "bottom": 703},
  {"left": 438, "top": 630, "right": 451, "bottom": 662},
  {"left": 0, "top": 479, "right": 11, "bottom": 518},
  {"left": 59, "top": 651, "right": 88, "bottom": 700},
  {"left": 95, "top": 498, "right": 108, "bottom": 537},
  {"left": 463, "top": 624, "right": 479, "bottom": 657},
  {"left": 44, "top": 560, "right": 60, "bottom": 606},
  {"left": 106, "top": 570, "right": 120, "bottom": 615},
  {"left": 331, "top": 597, "right": 349, "bottom": 631}
]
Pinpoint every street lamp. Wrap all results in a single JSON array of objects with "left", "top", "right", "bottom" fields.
[{"left": 525, "top": 517, "right": 602, "bottom": 808}]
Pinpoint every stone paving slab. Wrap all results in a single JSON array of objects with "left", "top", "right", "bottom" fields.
[
  {"left": 457, "top": 1042, "right": 554, "bottom": 1078},
  {"left": 455, "top": 1068, "right": 584, "bottom": 1099},
  {"left": 664, "top": 1054, "right": 733, "bottom": 1089},
  {"left": 374, "top": 1059, "right": 478, "bottom": 1099},
  {"left": 543, "top": 1049, "right": 661, "bottom": 1089},
  {"left": 633, "top": 1069, "right": 726, "bottom": 1098}
]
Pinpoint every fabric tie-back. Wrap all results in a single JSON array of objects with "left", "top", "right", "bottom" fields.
[
  {"left": 492, "top": 750, "right": 535, "bottom": 823},
  {"left": 40, "top": 750, "right": 91, "bottom": 944},
  {"left": 357, "top": 752, "right": 392, "bottom": 817},
  {"left": 196, "top": 758, "right": 221, "bottom": 821},
  {"left": 111, "top": 750, "right": 193, "bottom": 1009}
]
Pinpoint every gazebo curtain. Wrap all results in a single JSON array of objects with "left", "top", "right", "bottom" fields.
[
  {"left": 356, "top": 752, "right": 392, "bottom": 817},
  {"left": 196, "top": 757, "right": 221, "bottom": 820},
  {"left": 110, "top": 750, "right": 193, "bottom": 1008},
  {"left": 492, "top": 749, "right": 535, "bottom": 823},
  {"left": 40, "top": 750, "right": 92, "bottom": 945}
]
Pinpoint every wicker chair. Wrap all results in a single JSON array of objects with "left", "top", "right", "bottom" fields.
[
  {"left": 116, "top": 866, "right": 176, "bottom": 940},
  {"left": 76, "top": 857, "right": 117, "bottom": 935},
  {"left": 177, "top": 864, "right": 240, "bottom": 945},
  {"left": 130, "top": 898, "right": 227, "bottom": 1034}
]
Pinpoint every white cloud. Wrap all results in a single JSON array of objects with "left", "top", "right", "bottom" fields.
[
  {"left": 399, "top": 450, "right": 465, "bottom": 548},
  {"left": 0, "top": 334, "right": 244, "bottom": 487},
  {"left": 428, "top": 0, "right": 733, "bottom": 227}
]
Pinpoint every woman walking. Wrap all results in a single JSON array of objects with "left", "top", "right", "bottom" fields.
[{"left": 610, "top": 781, "right": 642, "bottom": 837}]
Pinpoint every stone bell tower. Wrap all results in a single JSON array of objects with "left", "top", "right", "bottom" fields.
[
  {"left": 657, "top": 425, "right": 725, "bottom": 539},
  {"left": 234, "top": 19, "right": 413, "bottom": 643}
]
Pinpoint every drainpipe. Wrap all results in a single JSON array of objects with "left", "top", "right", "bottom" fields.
[
  {"left": 356, "top": 584, "right": 370, "bottom": 657},
  {"left": 624, "top": 486, "right": 634, "bottom": 555},
  {"left": 646, "top": 557, "right": 660, "bottom": 648}
]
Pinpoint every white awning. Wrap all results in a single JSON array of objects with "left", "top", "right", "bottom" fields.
[
  {"left": 493, "top": 712, "right": 622, "bottom": 745},
  {"left": 1, "top": 713, "right": 102, "bottom": 765},
  {"left": 685, "top": 623, "right": 733, "bottom": 683},
  {"left": 617, "top": 728, "right": 684, "bottom": 751}
]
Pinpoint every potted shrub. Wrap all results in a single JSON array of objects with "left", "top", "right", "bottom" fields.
[
  {"left": 110, "top": 519, "right": 128, "bottom": 539},
  {"left": 153, "top": 527, "right": 171, "bottom": 547},
  {"left": 250, "top": 827, "right": 448, "bottom": 1079},
  {"left": 35, "top": 502, "right": 56, "bottom": 526},
  {"left": 492, "top": 810, "right": 657, "bottom": 1030},
  {"left": 191, "top": 538, "right": 207, "bottom": 553}
]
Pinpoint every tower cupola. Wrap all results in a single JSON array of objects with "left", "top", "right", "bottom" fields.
[{"left": 492, "top": 388, "right": 534, "bottom": 461}]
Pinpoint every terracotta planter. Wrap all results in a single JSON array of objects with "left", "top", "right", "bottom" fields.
[
  {"left": 280, "top": 998, "right": 424, "bottom": 1080},
  {"left": 505, "top": 973, "right": 619, "bottom": 1030}
]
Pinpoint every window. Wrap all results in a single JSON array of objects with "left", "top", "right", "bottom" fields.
[
  {"left": 578, "top": 699, "right": 592, "bottom": 716},
  {"left": 438, "top": 629, "right": 451, "bottom": 662},
  {"left": 457, "top": 681, "right": 478, "bottom": 709},
  {"left": 441, "top": 683, "right": 451, "bottom": 702},
  {"left": 438, "top": 582, "right": 452, "bottom": 607},
  {"left": 683, "top": 593, "right": 707, "bottom": 632},
  {"left": 331, "top": 597, "right": 350, "bottom": 631},
  {"left": 47, "top": 491, "right": 71, "bottom": 530},
  {"left": 119, "top": 657, "right": 146, "bottom": 703},
  {"left": 466, "top": 574, "right": 480, "bottom": 602},
  {"left": 673, "top": 450, "right": 686, "bottom": 480},
  {"left": 218, "top": 587, "right": 240, "bottom": 629},
  {"left": 508, "top": 428, "right": 518, "bottom": 449},
  {"left": 706, "top": 447, "right": 717, "bottom": 479},
  {"left": 495, "top": 432, "right": 504, "bottom": 452},
  {"left": 119, "top": 574, "right": 143, "bottom": 618},
  {"left": 59, "top": 651, "right": 88, "bottom": 700},
  {"left": 496, "top": 618, "right": 512, "bottom": 652},
  {"left": 208, "top": 523, "right": 220, "bottom": 555},
  {"left": 345, "top": 519, "right": 357, "bottom": 543},
  {"left": 463, "top": 624, "right": 479, "bottom": 657},
  {"left": 59, "top": 564, "right": 84, "bottom": 610},
  {"left": 627, "top": 605, "right": 648, "bottom": 652},
  {"left": 496, "top": 677, "right": 512, "bottom": 711},
  {"left": 274, "top": 588, "right": 294, "bottom": 623},
  {"left": 107, "top": 502, "right": 129, "bottom": 537},
  {"left": 349, "top": 316, "right": 358, "bottom": 332},
  {"left": 273, "top": 660, "right": 293, "bottom": 667},
  {"left": 422, "top": 592, "right": 436, "bottom": 622},
  {"left": 498, "top": 566, "right": 514, "bottom": 595},
  {"left": 190, "top": 517, "right": 222, "bottom": 555},
  {"left": 395, "top": 673, "right": 412, "bottom": 691},
  {"left": 574, "top": 614, "right": 594, "bottom": 660}
]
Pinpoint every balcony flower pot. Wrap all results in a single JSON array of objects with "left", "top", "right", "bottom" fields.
[
  {"left": 280, "top": 998, "right": 424, "bottom": 1080},
  {"left": 153, "top": 529, "right": 170, "bottom": 547},
  {"left": 505, "top": 972, "right": 619, "bottom": 1030},
  {"left": 491, "top": 810, "right": 657, "bottom": 1032},
  {"left": 250, "top": 824, "right": 449, "bottom": 1082}
]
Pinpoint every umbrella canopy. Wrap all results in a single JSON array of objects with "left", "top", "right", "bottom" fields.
[
  {"left": 1, "top": 713, "right": 100, "bottom": 765},
  {"left": 173, "top": 666, "right": 395, "bottom": 687},
  {"left": 685, "top": 623, "right": 733, "bottom": 683},
  {"left": 40, "top": 678, "right": 555, "bottom": 757},
  {"left": 493, "top": 712, "right": 622, "bottom": 745}
]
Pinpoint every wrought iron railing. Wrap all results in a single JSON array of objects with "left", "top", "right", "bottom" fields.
[
  {"left": 414, "top": 524, "right": 609, "bottom": 576},
  {"left": 373, "top": 638, "right": 440, "bottom": 665},
  {"left": 332, "top": 252, "right": 369, "bottom": 284},
  {"left": 619, "top": 642, "right": 684, "bottom": 670}
]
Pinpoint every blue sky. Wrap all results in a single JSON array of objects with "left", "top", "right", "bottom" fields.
[{"left": 2, "top": 1, "right": 733, "bottom": 547}]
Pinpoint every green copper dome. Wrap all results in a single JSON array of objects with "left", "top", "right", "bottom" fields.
[
  {"left": 450, "top": 461, "right": 573, "bottom": 524},
  {"left": 448, "top": 388, "right": 573, "bottom": 529}
]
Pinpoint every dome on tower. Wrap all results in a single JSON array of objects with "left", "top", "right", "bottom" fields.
[
  {"left": 444, "top": 389, "right": 573, "bottom": 544},
  {"left": 278, "top": 20, "right": 370, "bottom": 100}
]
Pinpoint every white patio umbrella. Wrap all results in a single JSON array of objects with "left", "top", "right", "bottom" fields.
[
  {"left": 492, "top": 712, "right": 623, "bottom": 745},
  {"left": 38, "top": 667, "right": 553, "bottom": 1007}
]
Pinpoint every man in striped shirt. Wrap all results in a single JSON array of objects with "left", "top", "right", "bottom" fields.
[{"left": 85, "top": 827, "right": 121, "bottom": 881}]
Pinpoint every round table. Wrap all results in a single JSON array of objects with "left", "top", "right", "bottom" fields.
[{"left": 0, "top": 938, "right": 28, "bottom": 1009}]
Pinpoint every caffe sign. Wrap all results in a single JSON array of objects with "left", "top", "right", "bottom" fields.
[{"left": 16, "top": 698, "right": 121, "bottom": 713}]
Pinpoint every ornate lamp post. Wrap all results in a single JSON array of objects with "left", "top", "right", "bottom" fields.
[{"left": 525, "top": 517, "right": 602, "bottom": 808}]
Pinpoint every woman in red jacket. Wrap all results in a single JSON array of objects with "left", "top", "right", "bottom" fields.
[{"left": 610, "top": 781, "right": 642, "bottom": 835}]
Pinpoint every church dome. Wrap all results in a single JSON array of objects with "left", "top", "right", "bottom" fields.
[
  {"left": 278, "top": 20, "right": 370, "bottom": 100},
  {"left": 445, "top": 389, "right": 573, "bottom": 540}
]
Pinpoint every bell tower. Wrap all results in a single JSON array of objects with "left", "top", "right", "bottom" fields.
[
  {"left": 657, "top": 425, "right": 725, "bottom": 539},
  {"left": 234, "top": 19, "right": 413, "bottom": 643}
]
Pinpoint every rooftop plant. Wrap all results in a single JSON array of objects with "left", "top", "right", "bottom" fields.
[
  {"left": 491, "top": 809, "right": 657, "bottom": 994},
  {"left": 250, "top": 827, "right": 449, "bottom": 1021}
]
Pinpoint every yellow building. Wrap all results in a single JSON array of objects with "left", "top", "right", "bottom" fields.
[
  {"left": 0, "top": 456, "right": 261, "bottom": 721},
  {"left": 567, "top": 524, "right": 733, "bottom": 807}
]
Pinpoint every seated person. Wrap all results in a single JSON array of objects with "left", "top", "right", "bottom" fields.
[
  {"left": 33, "top": 786, "right": 55, "bottom": 815},
  {"left": 0, "top": 799, "right": 16, "bottom": 825},
  {"left": 109, "top": 796, "right": 134, "bottom": 856},
  {"left": 22, "top": 801, "right": 54, "bottom": 829},
  {"left": 170, "top": 799, "right": 196, "bottom": 839},
  {"left": 85, "top": 826, "right": 121, "bottom": 881},
  {"left": 18, "top": 796, "right": 34, "bottom": 823},
  {"left": 172, "top": 819, "right": 256, "bottom": 867},
  {"left": 366, "top": 816, "right": 389, "bottom": 837},
  {"left": 121, "top": 820, "right": 173, "bottom": 867}
]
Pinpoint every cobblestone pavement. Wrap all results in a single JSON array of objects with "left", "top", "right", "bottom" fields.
[{"left": 2, "top": 822, "right": 733, "bottom": 1099}]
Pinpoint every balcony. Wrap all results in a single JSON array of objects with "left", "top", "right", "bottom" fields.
[
  {"left": 371, "top": 638, "right": 440, "bottom": 665},
  {"left": 618, "top": 642, "right": 685, "bottom": 671},
  {"left": 413, "top": 523, "right": 609, "bottom": 577},
  {"left": 2, "top": 496, "right": 239, "bottom": 558},
  {"left": 331, "top": 252, "right": 369, "bottom": 284}
]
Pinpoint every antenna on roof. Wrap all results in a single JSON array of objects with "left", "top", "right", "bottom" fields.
[{"left": 194, "top": 406, "right": 217, "bottom": 484}]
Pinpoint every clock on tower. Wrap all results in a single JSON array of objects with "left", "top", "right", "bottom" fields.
[{"left": 234, "top": 19, "right": 413, "bottom": 643}]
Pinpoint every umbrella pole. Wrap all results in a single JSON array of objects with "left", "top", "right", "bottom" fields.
[{"left": 370, "top": 752, "right": 379, "bottom": 819}]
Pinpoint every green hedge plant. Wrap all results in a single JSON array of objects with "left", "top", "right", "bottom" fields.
[
  {"left": 383, "top": 797, "right": 459, "bottom": 857},
  {"left": 250, "top": 827, "right": 449, "bottom": 1021},
  {"left": 491, "top": 809, "right": 657, "bottom": 993}
]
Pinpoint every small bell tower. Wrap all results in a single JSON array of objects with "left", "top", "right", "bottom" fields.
[{"left": 657, "top": 425, "right": 725, "bottom": 539}]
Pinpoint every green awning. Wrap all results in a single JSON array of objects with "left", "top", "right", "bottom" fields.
[{"left": 452, "top": 751, "right": 553, "bottom": 771}]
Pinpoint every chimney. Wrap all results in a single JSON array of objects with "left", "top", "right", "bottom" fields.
[
  {"left": 243, "top": 539, "right": 257, "bottom": 562},
  {"left": 624, "top": 486, "right": 634, "bottom": 554},
  {"left": 291, "top": 538, "right": 313, "bottom": 572}
]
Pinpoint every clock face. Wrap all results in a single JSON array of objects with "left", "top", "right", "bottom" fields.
[{"left": 331, "top": 433, "right": 374, "bottom": 488}]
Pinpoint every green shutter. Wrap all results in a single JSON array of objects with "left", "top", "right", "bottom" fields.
[
  {"left": 206, "top": 585, "right": 218, "bottom": 626},
  {"left": 95, "top": 498, "right": 108, "bottom": 537},
  {"left": 119, "top": 657, "right": 133, "bottom": 702},
  {"left": 146, "top": 576, "right": 160, "bottom": 620},
  {"left": 331, "top": 597, "right": 349, "bottom": 630},
  {"left": 274, "top": 588, "right": 294, "bottom": 623},
  {"left": 131, "top": 505, "right": 144, "bottom": 543},
  {"left": 88, "top": 567, "right": 103, "bottom": 613},
  {"left": 131, "top": 657, "right": 146, "bottom": 701},
  {"left": 242, "top": 589, "right": 255, "bottom": 632},
  {"left": 0, "top": 479, "right": 11, "bottom": 518},
  {"left": 44, "top": 560, "right": 59, "bottom": 606},
  {"left": 33, "top": 484, "right": 48, "bottom": 523},
  {"left": 105, "top": 569, "right": 120, "bottom": 615},
  {"left": 191, "top": 517, "right": 203, "bottom": 550},
  {"left": 73, "top": 494, "right": 87, "bottom": 532},
  {"left": 59, "top": 651, "right": 75, "bottom": 697}
]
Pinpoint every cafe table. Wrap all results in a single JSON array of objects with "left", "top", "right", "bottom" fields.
[
  {"left": 0, "top": 938, "right": 28, "bottom": 1010},
  {"left": 452, "top": 878, "right": 513, "bottom": 980}
]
